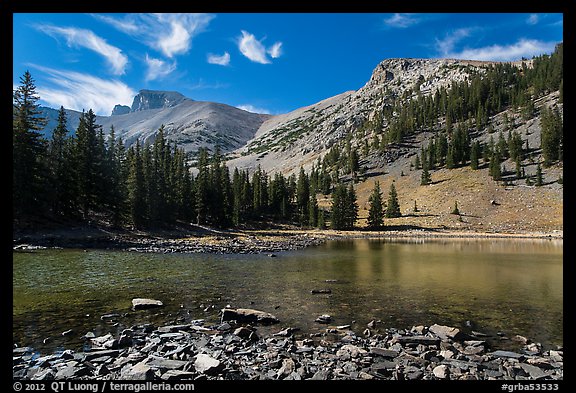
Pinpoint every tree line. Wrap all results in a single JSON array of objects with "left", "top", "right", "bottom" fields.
[{"left": 13, "top": 71, "right": 373, "bottom": 230}]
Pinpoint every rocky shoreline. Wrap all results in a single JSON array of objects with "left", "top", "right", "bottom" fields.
[
  {"left": 13, "top": 308, "right": 563, "bottom": 381},
  {"left": 13, "top": 226, "right": 562, "bottom": 255}
]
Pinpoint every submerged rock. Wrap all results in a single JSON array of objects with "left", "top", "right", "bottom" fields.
[
  {"left": 132, "top": 298, "right": 164, "bottom": 310},
  {"left": 221, "top": 308, "right": 279, "bottom": 324}
]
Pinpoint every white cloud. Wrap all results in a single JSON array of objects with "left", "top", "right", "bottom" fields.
[
  {"left": 236, "top": 104, "right": 271, "bottom": 114},
  {"left": 527, "top": 14, "right": 540, "bottom": 25},
  {"left": 238, "top": 30, "right": 270, "bottom": 64},
  {"left": 29, "top": 64, "right": 136, "bottom": 116},
  {"left": 144, "top": 54, "right": 177, "bottom": 81},
  {"left": 93, "top": 13, "right": 214, "bottom": 58},
  {"left": 435, "top": 28, "right": 472, "bottom": 57},
  {"left": 207, "top": 52, "right": 231, "bottom": 66},
  {"left": 238, "top": 30, "right": 283, "bottom": 64},
  {"left": 444, "top": 39, "right": 558, "bottom": 62},
  {"left": 383, "top": 13, "right": 419, "bottom": 28},
  {"left": 267, "top": 42, "right": 282, "bottom": 59},
  {"left": 36, "top": 24, "right": 128, "bottom": 75}
]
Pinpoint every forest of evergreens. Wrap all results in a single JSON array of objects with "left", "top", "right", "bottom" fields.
[{"left": 13, "top": 45, "right": 562, "bottom": 231}]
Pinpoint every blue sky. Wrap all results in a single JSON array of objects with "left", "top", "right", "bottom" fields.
[{"left": 13, "top": 13, "right": 563, "bottom": 116}]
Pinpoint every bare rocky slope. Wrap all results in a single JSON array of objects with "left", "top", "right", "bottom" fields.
[
  {"left": 228, "top": 58, "right": 563, "bottom": 234},
  {"left": 39, "top": 90, "right": 270, "bottom": 155}
]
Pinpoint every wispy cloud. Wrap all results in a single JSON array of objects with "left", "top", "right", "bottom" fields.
[
  {"left": 527, "top": 14, "right": 540, "bottom": 25},
  {"left": 207, "top": 52, "right": 231, "bottom": 66},
  {"left": 236, "top": 104, "right": 271, "bottom": 114},
  {"left": 267, "top": 42, "right": 282, "bottom": 59},
  {"left": 383, "top": 13, "right": 420, "bottom": 29},
  {"left": 435, "top": 28, "right": 473, "bottom": 57},
  {"left": 35, "top": 24, "right": 128, "bottom": 75},
  {"left": 444, "top": 39, "right": 558, "bottom": 62},
  {"left": 93, "top": 13, "right": 214, "bottom": 58},
  {"left": 29, "top": 64, "right": 136, "bottom": 116},
  {"left": 144, "top": 54, "right": 177, "bottom": 81},
  {"left": 238, "top": 30, "right": 282, "bottom": 64}
]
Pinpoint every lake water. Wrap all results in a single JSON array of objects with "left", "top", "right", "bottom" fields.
[{"left": 13, "top": 238, "right": 563, "bottom": 354}]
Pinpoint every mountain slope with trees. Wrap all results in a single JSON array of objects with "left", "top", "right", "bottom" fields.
[{"left": 13, "top": 44, "right": 563, "bottom": 234}]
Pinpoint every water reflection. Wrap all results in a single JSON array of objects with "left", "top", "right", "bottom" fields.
[{"left": 13, "top": 238, "right": 562, "bottom": 353}]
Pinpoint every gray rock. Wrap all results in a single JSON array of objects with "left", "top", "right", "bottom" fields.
[
  {"left": 429, "top": 323, "right": 467, "bottom": 341},
  {"left": 132, "top": 298, "right": 164, "bottom": 310},
  {"left": 100, "top": 313, "right": 121, "bottom": 320},
  {"left": 311, "top": 289, "right": 332, "bottom": 294},
  {"left": 161, "top": 370, "right": 196, "bottom": 380},
  {"left": 404, "top": 366, "right": 424, "bottom": 380},
  {"left": 121, "top": 362, "right": 156, "bottom": 380},
  {"left": 433, "top": 364, "right": 450, "bottom": 379},
  {"left": 393, "top": 335, "right": 440, "bottom": 346},
  {"left": 55, "top": 364, "right": 78, "bottom": 379},
  {"left": 310, "top": 369, "right": 330, "bottom": 380},
  {"left": 96, "top": 364, "right": 110, "bottom": 376},
  {"left": 277, "top": 358, "right": 296, "bottom": 378},
  {"left": 520, "top": 363, "right": 548, "bottom": 379},
  {"left": 336, "top": 344, "right": 367, "bottom": 359},
  {"left": 370, "top": 347, "right": 400, "bottom": 358},
  {"left": 146, "top": 356, "right": 189, "bottom": 370},
  {"left": 315, "top": 314, "right": 332, "bottom": 324},
  {"left": 221, "top": 308, "right": 279, "bottom": 324},
  {"left": 484, "top": 369, "right": 504, "bottom": 378},
  {"left": 84, "top": 349, "right": 120, "bottom": 361},
  {"left": 194, "top": 354, "right": 222, "bottom": 375},
  {"left": 233, "top": 326, "right": 255, "bottom": 340},
  {"left": 489, "top": 350, "right": 525, "bottom": 359}
]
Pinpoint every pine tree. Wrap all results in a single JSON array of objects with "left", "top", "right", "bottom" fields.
[
  {"left": 451, "top": 201, "right": 460, "bottom": 215},
  {"left": 385, "top": 182, "right": 401, "bottom": 218},
  {"left": 74, "top": 109, "right": 102, "bottom": 218},
  {"left": 330, "top": 183, "right": 347, "bottom": 230},
  {"left": 536, "top": 162, "right": 543, "bottom": 186},
  {"left": 127, "top": 141, "right": 147, "bottom": 228},
  {"left": 46, "top": 106, "right": 74, "bottom": 216},
  {"left": 308, "top": 193, "right": 319, "bottom": 228},
  {"left": 296, "top": 167, "right": 310, "bottom": 226},
  {"left": 195, "top": 148, "right": 210, "bottom": 225},
  {"left": 367, "top": 181, "right": 384, "bottom": 230},
  {"left": 348, "top": 146, "right": 360, "bottom": 181},
  {"left": 317, "top": 209, "right": 326, "bottom": 229},
  {"left": 13, "top": 71, "right": 47, "bottom": 216},
  {"left": 489, "top": 148, "right": 502, "bottom": 181},
  {"left": 345, "top": 184, "right": 359, "bottom": 229},
  {"left": 420, "top": 157, "right": 432, "bottom": 185},
  {"left": 470, "top": 140, "right": 480, "bottom": 170},
  {"left": 540, "top": 106, "right": 563, "bottom": 166}
]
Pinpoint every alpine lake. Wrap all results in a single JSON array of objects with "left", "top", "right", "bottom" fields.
[{"left": 13, "top": 237, "right": 563, "bottom": 355}]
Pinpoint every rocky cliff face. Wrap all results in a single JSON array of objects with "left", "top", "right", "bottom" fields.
[
  {"left": 130, "top": 90, "right": 188, "bottom": 112},
  {"left": 111, "top": 104, "right": 131, "bottom": 116}
]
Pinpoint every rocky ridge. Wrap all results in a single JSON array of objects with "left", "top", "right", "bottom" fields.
[{"left": 228, "top": 58, "right": 502, "bottom": 174}]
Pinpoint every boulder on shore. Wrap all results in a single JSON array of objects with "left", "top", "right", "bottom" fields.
[
  {"left": 221, "top": 308, "right": 279, "bottom": 324},
  {"left": 132, "top": 298, "right": 164, "bottom": 310}
]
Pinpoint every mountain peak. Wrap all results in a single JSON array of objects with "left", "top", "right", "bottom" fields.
[{"left": 130, "top": 90, "right": 189, "bottom": 112}]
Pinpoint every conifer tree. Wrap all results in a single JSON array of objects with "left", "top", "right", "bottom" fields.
[
  {"left": 13, "top": 71, "right": 47, "bottom": 216},
  {"left": 470, "top": 140, "right": 480, "bottom": 170},
  {"left": 385, "top": 181, "right": 401, "bottom": 218},
  {"left": 345, "top": 183, "right": 359, "bottom": 229},
  {"left": 195, "top": 148, "right": 210, "bottom": 225},
  {"left": 127, "top": 141, "right": 146, "bottom": 228},
  {"left": 296, "top": 167, "right": 310, "bottom": 226},
  {"left": 536, "top": 162, "right": 543, "bottom": 186},
  {"left": 367, "top": 181, "right": 384, "bottom": 229}
]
